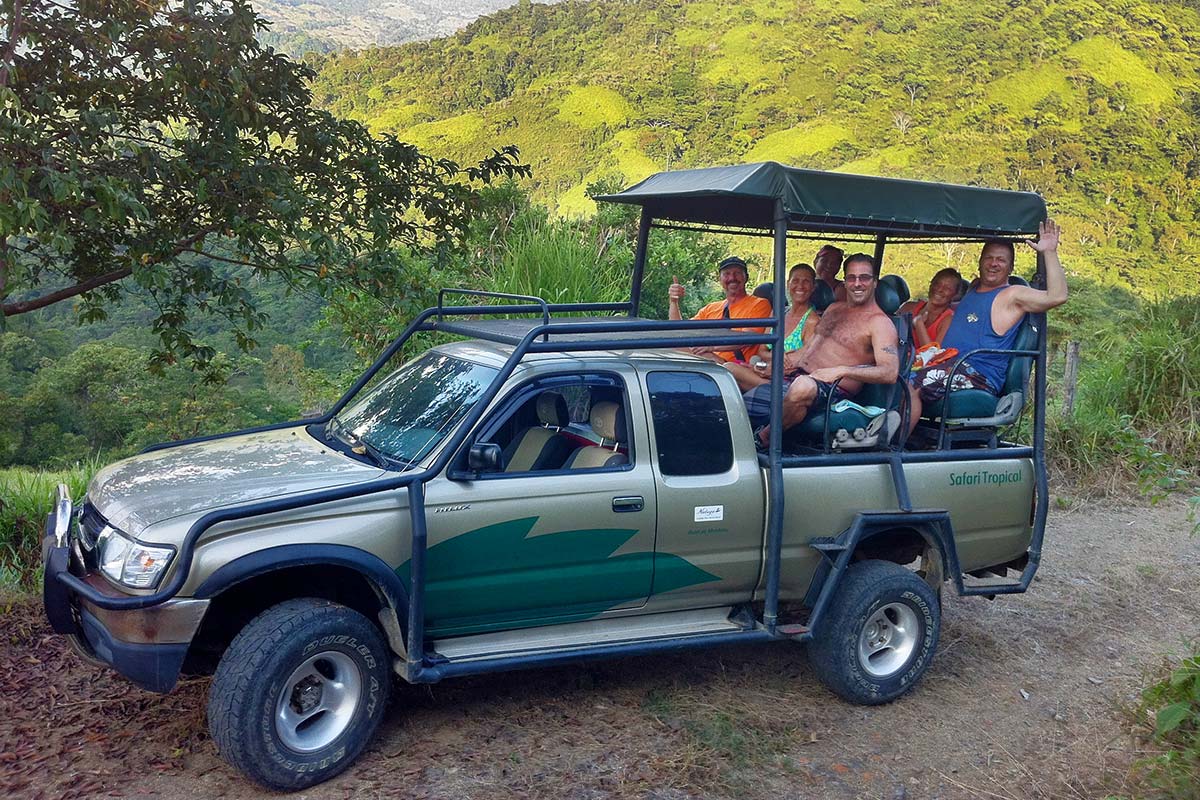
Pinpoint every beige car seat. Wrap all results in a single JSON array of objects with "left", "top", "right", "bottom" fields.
[
  {"left": 564, "top": 400, "right": 628, "bottom": 469},
  {"left": 503, "top": 391, "right": 574, "bottom": 472}
]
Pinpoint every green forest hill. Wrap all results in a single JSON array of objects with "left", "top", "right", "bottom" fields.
[
  {"left": 3, "top": 0, "right": 1197, "bottom": 480},
  {"left": 309, "top": 0, "right": 1200, "bottom": 296}
]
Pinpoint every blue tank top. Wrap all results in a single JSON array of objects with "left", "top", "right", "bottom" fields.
[{"left": 941, "top": 286, "right": 1023, "bottom": 392}]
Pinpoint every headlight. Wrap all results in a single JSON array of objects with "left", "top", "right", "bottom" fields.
[{"left": 96, "top": 527, "right": 175, "bottom": 589}]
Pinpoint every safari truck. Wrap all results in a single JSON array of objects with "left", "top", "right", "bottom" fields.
[{"left": 42, "top": 163, "right": 1050, "bottom": 790}]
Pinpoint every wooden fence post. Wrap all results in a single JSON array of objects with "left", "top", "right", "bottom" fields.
[{"left": 1062, "top": 340, "right": 1081, "bottom": 418}]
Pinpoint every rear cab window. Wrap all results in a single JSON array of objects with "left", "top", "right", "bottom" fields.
[{"left": 646, "top": 371, "right": 734, "bottom": 476}]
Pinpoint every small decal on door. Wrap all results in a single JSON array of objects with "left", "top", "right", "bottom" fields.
[{"left": 694, "top": 505, "right": 724, "bottom": 522}]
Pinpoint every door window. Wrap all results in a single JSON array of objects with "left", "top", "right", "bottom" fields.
[{"left": 468, "top": 373, "right": 632, "bottom": 475}]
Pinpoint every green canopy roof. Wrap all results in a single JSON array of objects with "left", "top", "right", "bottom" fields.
[{"left": 594, "top": 162, "right": 1046, "bottom": 238}]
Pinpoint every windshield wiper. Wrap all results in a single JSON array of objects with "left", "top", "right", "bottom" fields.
[
  {"left": 351, "top": 438, "right": 391, "bottom": 469},
  {"left": 327, "top": 419, "right": 392, "bottom": 469},
  {"left": 324, "top": 416, "right": 344, "bottom": 443}
]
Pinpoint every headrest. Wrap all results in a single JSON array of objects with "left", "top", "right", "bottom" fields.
[
  {"left": 811, "top": 281, "right": 835, "bottom": 312},
  {"left": 589, "top": 400, "right": 625, "bottom": 443},
  {"left": 536, "top": 391, "right": 569, "bottom": 428},
  {"left": 874, "top": 281, "right": 902, "bottom": 315},
  {"left": 878, "top": 274, "right": 910, "bottom": 305}
]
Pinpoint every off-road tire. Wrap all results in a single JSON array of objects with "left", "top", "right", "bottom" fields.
[
  {"left": 207, "top": 598, "right": 391, "bottom": 790},
  {"left": 808, "top": 559, "right": 940, "bottom": 705}
]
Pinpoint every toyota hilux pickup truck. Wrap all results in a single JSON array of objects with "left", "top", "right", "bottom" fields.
[{"left": 42, "top": 163, "right": 1051, "bottom": 790}]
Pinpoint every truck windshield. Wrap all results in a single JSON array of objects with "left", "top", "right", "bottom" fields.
[{"left": 331, "top": 352, "right": 499, "bottom": 465}]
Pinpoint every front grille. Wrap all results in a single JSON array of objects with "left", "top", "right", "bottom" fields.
[{"left": 78, "top": 500, "right": 110, "bottom": 552}]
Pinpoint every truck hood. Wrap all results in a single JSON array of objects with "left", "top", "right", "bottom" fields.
[{"left": 88, "top": 427, "right": 386, "bottom": 537}]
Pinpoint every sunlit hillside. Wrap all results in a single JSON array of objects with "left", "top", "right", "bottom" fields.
[{"left": 310, "top": 0, "right": 1200, "bottom": 294}]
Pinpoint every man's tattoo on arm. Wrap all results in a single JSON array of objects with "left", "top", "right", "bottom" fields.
[{"left": 882, "top": 345, "right": 898, "bottom": 355}]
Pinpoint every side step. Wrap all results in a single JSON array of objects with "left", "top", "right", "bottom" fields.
[
  {"left": 429, "top": 607, "right": 755, "bottom": 663},
  {"left": 959, "top": 580, "right": 1028, "bottom": 597},
  {"left": 776, "top": 623, "right": 810, "bottom": 638}
]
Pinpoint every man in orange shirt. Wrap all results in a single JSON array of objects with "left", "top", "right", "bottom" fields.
[{"left": 668, "top": 256, "right": 772, "bottom": 362}]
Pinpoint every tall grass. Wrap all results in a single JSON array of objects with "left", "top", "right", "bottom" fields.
[
  {"left": 1047, "top": 295, "right": 1200, "bottom": 497},
  {"left": 485, "top": 215, "right": 629, "bottom": 307},
  {"left": 0, "top": 463, "right": 96, "bottom": 592}
]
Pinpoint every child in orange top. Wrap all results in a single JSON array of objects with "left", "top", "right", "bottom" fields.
[{"left": 899, "top": 267, "right": 962, "bottom": 348}]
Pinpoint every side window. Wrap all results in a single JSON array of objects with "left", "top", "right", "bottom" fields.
[
  {"left": 646, "top": 371, "right": 734, "bottom": 476},
  {"left": 470, "top": 373, "right": 632, "bottom": 476}
]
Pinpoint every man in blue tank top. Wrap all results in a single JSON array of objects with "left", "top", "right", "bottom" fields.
[{"left": 909, "top": 219, "right": 1068, "bottom": 425}]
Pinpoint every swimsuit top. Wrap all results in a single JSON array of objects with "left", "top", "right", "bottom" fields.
[
  {"left": 912, "top": 300, "right": 953, "bottom": 339},
  {"left": 766, "top": 306, "right": 814, "bottom": 351}
]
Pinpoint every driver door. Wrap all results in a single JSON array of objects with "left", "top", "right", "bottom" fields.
[{"left": 418, "top": 371, "right": 657, "bottom": 637}]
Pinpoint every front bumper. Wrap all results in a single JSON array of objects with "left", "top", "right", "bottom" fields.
[{"left": 41, "top": 485, "right": 209, "bottom": 693}]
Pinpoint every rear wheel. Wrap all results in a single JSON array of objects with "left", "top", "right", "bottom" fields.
[
  {"left": 808, "top": 559, "right": 940, "bottom": 705},
  {"left": 207, "top": 598, "right": 392, "bottom": 790}
]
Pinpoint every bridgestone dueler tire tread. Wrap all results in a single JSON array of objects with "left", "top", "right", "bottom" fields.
[
  {"left": 207, "top": 598, "right": 391, "bottom": 790},
  {"left": 808, "top": 559, "right": 940, "bottom": 705}
]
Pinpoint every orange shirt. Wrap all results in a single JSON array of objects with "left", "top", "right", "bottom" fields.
[{"left": 693, "top": 294, "right": 773, "bottom": 362}]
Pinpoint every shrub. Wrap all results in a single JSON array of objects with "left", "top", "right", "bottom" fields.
[
  {"left": 1131, "top": 647, "right": 1200, "bottom": 799},
  {"left": 485, "top": 214, "right": 629, "bottom": 306}
]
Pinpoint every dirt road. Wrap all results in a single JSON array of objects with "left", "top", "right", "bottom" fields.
[{"left": 2, "top": 498, "right": 1197, "bottom": 800}]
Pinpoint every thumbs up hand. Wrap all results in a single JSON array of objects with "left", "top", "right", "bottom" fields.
[{"left": 668, "top": 274, "right": 685, "bottom": 303}]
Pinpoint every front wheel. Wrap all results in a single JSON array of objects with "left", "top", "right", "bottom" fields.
[
  {"left": 808, "top": 559, "right": 940, "bottom": 705},
  {"left": 207, "top": 598, "right": 392, "bottom": 790}
]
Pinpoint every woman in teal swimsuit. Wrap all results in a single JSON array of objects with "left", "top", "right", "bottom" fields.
[{"left": 725, "top": 263, "right": 820, "bottom": 392}]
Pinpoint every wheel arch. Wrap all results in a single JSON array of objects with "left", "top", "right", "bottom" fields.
[
  {"left": 802, "top": 512, "right": 964, "bottom": 635},
  {"left": 852, "top": 523, "right": 959, "bottom": 591},
  {"left": 184, "top": 545, "right": 410, "bottom": 674}
]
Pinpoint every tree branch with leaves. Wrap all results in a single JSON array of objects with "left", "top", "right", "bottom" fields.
[{"left": 0, "top": 0, "right": 528, "bottom": 377}]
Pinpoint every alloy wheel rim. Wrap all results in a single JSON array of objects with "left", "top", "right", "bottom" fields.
[
  {"left": 275, "top": 650, "right": 363, "bottom": 752},
  {"left": 857, "top": 601, "right": 920, "bottom": 678}
]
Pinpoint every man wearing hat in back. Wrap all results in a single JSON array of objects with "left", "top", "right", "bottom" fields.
[{"left": 668, "top": 256, "right": 772, "bottom": 362}]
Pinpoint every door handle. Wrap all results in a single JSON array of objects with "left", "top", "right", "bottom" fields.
[{"left": 612, "top": 496, "right": 644, "bottom": 513}]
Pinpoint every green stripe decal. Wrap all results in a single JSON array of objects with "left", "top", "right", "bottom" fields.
[{"left": 398, "top": 516, "right": 720, "bottom": 635}]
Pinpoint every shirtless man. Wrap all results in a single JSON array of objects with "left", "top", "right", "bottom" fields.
[{"left": 754, "top": 253, "right": 899, "bottom": 447}]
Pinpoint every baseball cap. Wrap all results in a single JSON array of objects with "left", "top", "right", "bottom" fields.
[{"left": 717, "top": 256, "right": 748, "bottom": 274}]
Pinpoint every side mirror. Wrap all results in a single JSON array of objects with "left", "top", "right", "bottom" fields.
[{"left": 467, "top": 442, "right": 502, "bottom": 473}]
